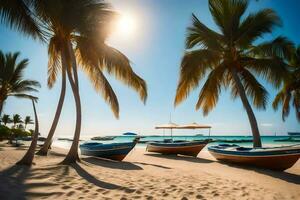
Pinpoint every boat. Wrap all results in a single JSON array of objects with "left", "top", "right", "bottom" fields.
[
  {"left": 147, "top": 140, "right": 209, "bottom": 157},
  {"left": 147, "top": 122, "right": 211, "bottom": 157},
  {"left": 274, "top": 137, "right": 300, "bottom": 142},
  {"left": 216, "top": 139, "right": 253, "bottom": 143},
  {"left": 288, "top": 132, "right": 300, "bottom": 137},
  {"left": 208, "top": 144, "right": 300, "bottom": 171},
  {"left": 122, "top": 132, "right": 137, "bottom": 136},
  {"left": 80, "top": 138, "right": 139, "bottom": 161},
  {"left": 90, "top": 136, "right": 115, "bottom": 141}
]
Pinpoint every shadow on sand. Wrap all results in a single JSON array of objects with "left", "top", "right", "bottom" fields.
[
  {"left": 82, "top": 157, "right": 143, "bottom": 170},
  {"left": 132, "top": 162, "right": 172, "bottom": 169},
  {"left": 145, "top": 153, "right": 215, "bottom": 164},
  {"left": 0, "top": 161, "right": 132, "bottom": 199},
  {"left": 219, "top": 161, "right": 300, "bottom": 185},
  {"left": 70, "top": 163, "right": 127, "bottom": 190},
  {"left": 0, "top": 165, "right": 62, "bottom": 200}
]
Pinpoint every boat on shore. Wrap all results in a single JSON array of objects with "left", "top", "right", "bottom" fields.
[
  {"left": 90, "top": 136, "right": 115, "bottom": 141},
  {"left": 147, "top": 140, "right": 208, "bottom": 157},
  {"left": 208, "top": 144, "right": 300, "bottom": 171},
  {"left": 80, "top": 138, "right": 139, "bottom": 161}
]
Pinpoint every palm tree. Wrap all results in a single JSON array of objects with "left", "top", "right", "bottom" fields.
[
  {"left": 12, "top": 114, "right": 23, "bottom": 128},
  {"left": 0, "top": 51, "right": 41, "bottom": 115},
  {"left": 1, "top": 0, "right": 147, "bottom": 163},
  {"left": 16, "top": 95, "right": 40, "bottom": 166},
  {"left": 273, "top": 46, "right": 300, "bottom": 122},
  {"left": 1, "top": 114, "right": 12, "bottom": 126},
  {"left": 174, "top": 0, "right": 293, "bottom": 147},
  {"left": 24, "top": 116, "right": 34, "bottom": 129},
  {"left": 0, "top": 0, "right": 67, "bottom": 156}
]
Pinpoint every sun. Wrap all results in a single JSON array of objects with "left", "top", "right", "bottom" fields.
[{"left": 115, "top": 14, "right": 136, "bottom": 37}]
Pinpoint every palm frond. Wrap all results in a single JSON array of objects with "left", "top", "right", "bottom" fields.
[
  {"left": 79, "top": 58, "right": 120, "bottom": 118},
  {"left": 47, "top": 36, "right": 62, "bottom": 88},
  {"left": 248, "top": 36, "right": 295, "bottom": 60},
  {"left": 272, "top": 90, "right": 285, "bottom": 111},
  {"left": 0, "top": 0, "right": 43, "bottom": 39},
  {"left": 186, "top": 13, "right": 223, "bottom": 49},
  {"left": 209, "top": 0, "right": 248, "bottom": 40},
  {"left": 76, "top": 38, "right": 147, "bottom": 103},
  {"left": 236, "top": 9, "right": 281, "bottom": 47},
  {"left": 241, "top": 56, "right": 288, "bottom": 88},
  {"left": 174, "top": 49, "right": 221, "bottom": 106},
  {"left": 196, "top": 63, "right": 227, "bottom": 115},
  {"left": 239, "top": 69, "right": 268, "bottom": 109}
]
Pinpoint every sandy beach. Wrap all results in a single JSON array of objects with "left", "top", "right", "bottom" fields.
[{"left": 0, "top": 142, "right": 299, "bottom": 200}]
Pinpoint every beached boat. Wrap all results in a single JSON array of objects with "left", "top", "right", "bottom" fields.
[
  {"left": 80, "top": 139, "right": 138, "bottom": 161},
  {"left": 90, "top": 136, "right": 115, "bottom": 141},
  {"left": 147, "top": 140, "right": 208, "bottom": 157},
  {"left": 208, "top": 144, "right": 300, "bottom": 171}
]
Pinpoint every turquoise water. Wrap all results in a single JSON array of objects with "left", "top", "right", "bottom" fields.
[{"left": 53, "top": 135, "right": 300, "bottom": 149}]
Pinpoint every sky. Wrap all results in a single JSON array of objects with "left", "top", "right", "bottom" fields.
[{"left": 1, "top": 0, "right": 300, "bottom": 137}]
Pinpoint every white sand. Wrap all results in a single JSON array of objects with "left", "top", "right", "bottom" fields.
[{"left": 0, "top": 142, "right": 299, "bottom": 200}]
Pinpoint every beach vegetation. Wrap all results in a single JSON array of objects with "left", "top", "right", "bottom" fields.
[
  {"left": 174, "top": 0, "right": 293, "bottom": 147},
  {"left": 0, "top": 51, "right": 41, "bottom": 116},
  {"left": 273, "top": 46, "right": 300, "bottom": 122}
]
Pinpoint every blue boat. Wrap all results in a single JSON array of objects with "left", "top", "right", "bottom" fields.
[
  {"left": 80, "top": 139, "right": 138, "bottom": 161},
  {"left": 208, "top": 144, "right": 300, "bottom": 171}
]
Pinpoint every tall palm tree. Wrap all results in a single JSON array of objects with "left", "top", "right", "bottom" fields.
[
  {"left": 174, "top": 0, "right": 293, "bottom": 147},
  {"left": 24, "top": 116, "right": 34, "bottom": 129},
  {"left": 16, "top": 95, "right": 39, "bottom": 166},
  {"left": 0, "top": 51, "right": 41, "bottom": 115},
  {"left": 273, "top": 46, "right": 300, "bottom": 122},
  {"left": 1, "top": 0, "right": 147, "bottom": 163},
  {"left": 1, "top": 114, "right": 12, "bottom": 126},
  {"left": 0, "top": 0, "right": 67, "bottom": 156},
  {"left": 12, "top": 114, "right": 23, "bottom": 128}
]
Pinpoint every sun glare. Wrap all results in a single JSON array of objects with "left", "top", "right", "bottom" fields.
[{"left": 115, "top": 14, "right": 136, "bottom": 37}]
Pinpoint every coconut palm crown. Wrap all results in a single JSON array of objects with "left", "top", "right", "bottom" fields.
[
  {"left": 174, "top": 0, "right": 294, "bottom": 147},
  {"left": 0, "top": 51, "right": 41, "bottom": 115},
  {"left": 273, "top": 46, "right": 300, "bottom": 122},
  {"left": 1, "top": 114, "right": 12, "bottom": 126}
]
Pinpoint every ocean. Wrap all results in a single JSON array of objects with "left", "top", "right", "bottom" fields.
[{"left": 52, "top": 135, "right": 300, "bottom": 149}]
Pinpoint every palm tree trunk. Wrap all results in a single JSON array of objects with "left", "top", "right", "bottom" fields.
[
  {"left": 231, "top": 68, "right": 262, "bottom": 148},
  {"left": 16, "top": 99, "right": 39, "bottom": 166},
  {"left": 0, "top": 99, "right": 4, "bottom": 117},
  {"left": 61, "top": 47, "right": 82, "bottom": 164},
  {"left": 37, "top": 66, "right": 66, "bottom": 156}
]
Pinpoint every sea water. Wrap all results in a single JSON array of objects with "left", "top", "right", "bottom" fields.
[{"left": 52, "top": 135, "right": 300, "bottom": 149}]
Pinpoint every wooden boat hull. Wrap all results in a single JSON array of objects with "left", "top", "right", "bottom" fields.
[
  {"left": 147, "top": 141, "right": 207, "bottom": 157},
  {"left": 208, "top": 145, "right": 300, "bottom": 171},
  {"left": 80, "top": 142, "right": 136, "bottom": 161}
]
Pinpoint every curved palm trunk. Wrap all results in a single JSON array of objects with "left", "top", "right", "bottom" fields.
[
  {"left": 231, "top": 68, "right": 262, "bottom": 148},
  {"left": 0, "top": 103, "right": 3, "bottom": 116},
  {"left": 16, "top": 99, "right": 39, "bottom": 166},
  {"left": 61, "top": 46, "right": 82, "bottom": 164},
  {"left": 37, "top": 66, "right": 66, "bottom": 156}
]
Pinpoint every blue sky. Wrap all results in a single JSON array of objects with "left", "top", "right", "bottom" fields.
[{"left": 1, "top": 0, "right": 299, "bottom": 137}]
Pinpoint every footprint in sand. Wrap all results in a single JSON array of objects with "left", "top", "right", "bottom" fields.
[
  {"left": 66, "top": 191, "right": 75, "bottom": 197},
  {"left": 196, "top": 194, "right": 204, "bottom": 199},
  {"left": 61, "top": 185, "right": 71, "bottom": 190}
]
